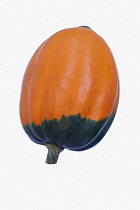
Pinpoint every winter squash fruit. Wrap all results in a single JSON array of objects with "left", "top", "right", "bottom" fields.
[{"left": 19, "top": 26, "right": 119, "bottom": 164}]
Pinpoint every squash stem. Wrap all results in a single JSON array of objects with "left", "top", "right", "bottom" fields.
[{"left": 46, "top": 143, "right": 64, "bottom": 164}]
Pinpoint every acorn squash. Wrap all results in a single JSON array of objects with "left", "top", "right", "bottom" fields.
[{"left": 20, "top": 26, "right": 119, "bottom": 164}]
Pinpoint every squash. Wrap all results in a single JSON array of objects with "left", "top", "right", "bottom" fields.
[{"left": 19, "top": 26, "right": 119, "bottom": 164}]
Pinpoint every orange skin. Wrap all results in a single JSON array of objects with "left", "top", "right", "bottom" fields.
[{"left": 20, "top": 27, "right": 119, "bottom": 126}]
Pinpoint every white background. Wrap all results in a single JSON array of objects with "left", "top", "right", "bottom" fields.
[{"left": 0, "top": 0, "right": 140, "bottom": 209}]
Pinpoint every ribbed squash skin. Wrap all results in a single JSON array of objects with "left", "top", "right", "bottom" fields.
[{"left": 20, "top": 26, "right": 119, "bottom": 152}]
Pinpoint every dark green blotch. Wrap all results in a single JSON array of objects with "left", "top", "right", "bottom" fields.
[
  {"left": 72, "top": 114, "right": 116, "bottom": 151},
  {"left": 79, "top": 26, "right": 92, "bottom": 29},
  {"left": 23, "top": 123, "right": 46, "bottom": 145},
  {"left": 23, "top": 113, "right": 115, "bottom": 151}
]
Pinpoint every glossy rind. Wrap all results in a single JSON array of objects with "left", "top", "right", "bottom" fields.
[
  {"left": 20, "top": 26, "right": 120, "bottom": 154},
  {"left": 20, "top": 27, "right": 119, "bottom": 125}
]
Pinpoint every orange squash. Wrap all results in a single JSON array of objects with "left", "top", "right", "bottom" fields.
[{"left": 20, "top": 26, "right": 119, "bottom": 164}]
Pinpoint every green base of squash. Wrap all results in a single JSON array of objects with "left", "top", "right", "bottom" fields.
[
  {"left": 23, "top": 113, "right": 116, "bottom": 164},
  {"left": 23, "top": 113, "right": 110, "bottom": 149}
]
